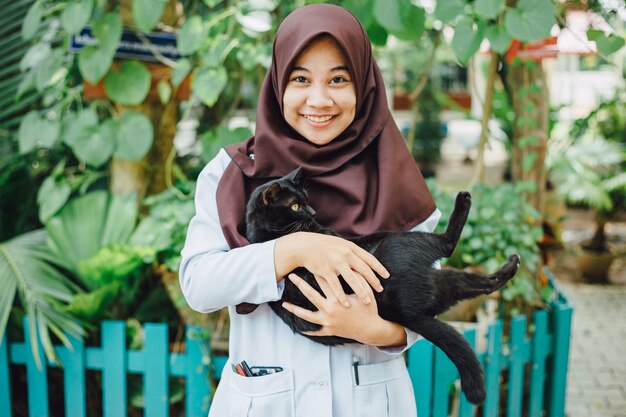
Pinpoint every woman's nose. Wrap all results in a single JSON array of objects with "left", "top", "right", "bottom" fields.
[{"left": 306, "top": 84, "right": 333, "bottom": 107}]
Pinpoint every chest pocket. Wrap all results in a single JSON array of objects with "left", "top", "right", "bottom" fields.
[
  {"left": 352, "top": 357, "right": 416, "bottom": 417},
  {"left": 227, "top": 369, "right": 295, "bottom": 417}
]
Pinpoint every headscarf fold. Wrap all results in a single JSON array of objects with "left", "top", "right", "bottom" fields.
[{"left": 215, "top": 4, "right": 435, "bottom": 312}]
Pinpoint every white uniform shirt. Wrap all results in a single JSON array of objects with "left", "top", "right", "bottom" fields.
[{"left": 180, "top": 149, "right": 441, "bottom": 417}]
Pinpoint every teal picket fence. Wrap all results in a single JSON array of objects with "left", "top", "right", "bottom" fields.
[{"left": 1, "top": 274, "right": 572, "bottom": 417}]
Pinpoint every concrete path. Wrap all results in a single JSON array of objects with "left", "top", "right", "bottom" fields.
[{"left": 561, "top": 282, "right": 626, "bottom": 417}]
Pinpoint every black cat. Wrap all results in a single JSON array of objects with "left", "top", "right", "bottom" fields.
[{"left": 245, "top": 168, "right": 520, "bottom": 404}]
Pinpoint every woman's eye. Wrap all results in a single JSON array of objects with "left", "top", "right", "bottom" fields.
[
  {"left": 292, "top": 76, "right": 307, "bottom": 83},
  {"left": 291, "top": 203, "right": 300, "bottom": 211},
  {"left": 331, "top": 76, "right": 349, "bottom": 84}
]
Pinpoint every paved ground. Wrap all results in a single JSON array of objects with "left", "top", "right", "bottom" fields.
[{"left": 561, "top": 283, "right": 626, "bottom": 417}]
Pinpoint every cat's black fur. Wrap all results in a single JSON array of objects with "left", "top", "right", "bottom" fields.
[{"left": 245, "top": 167, "right": 520, "bottom": 404}]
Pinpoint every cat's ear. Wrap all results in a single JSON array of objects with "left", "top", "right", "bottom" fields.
[
  {"left": 262, "top": 183, "right": 281, "bottom": 205},
  {"left": 286, "top": 167, "right": 304, "bottom": 185}
]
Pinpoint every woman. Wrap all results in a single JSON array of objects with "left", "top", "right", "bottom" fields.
[{"left": 179, "top": 4, "right": 440, "bottom": 416}]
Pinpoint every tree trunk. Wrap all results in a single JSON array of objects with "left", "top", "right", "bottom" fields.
[
  {"left": 110, "top": 0, "right": 181, "bottom": 201},
  {"left": 508, "top": 62, "right": 550, "bottom": 217}
]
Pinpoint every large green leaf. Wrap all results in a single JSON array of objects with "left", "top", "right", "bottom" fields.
[
  {"left": 0, "top": 229, "right": 84, "bottom": 368},
  {"left": 37, "top": 176, "right": 72, "bottom": 223},
  {"left": 475, "top": 0, "right": 503, "bottom": 20},
  {"left": 71, "top": 119, "right": 116, "bottom": 167},
  {"left": 21, "top": 0, "right": 42, "bottom": 41},
  {"left": 192, "top": 65, "right": 228, "bottom": 107},
  {"left": 18, "top": 111, "right": 60, "bottom": 153},
  {"left": 434, "top": 0, "right": 465, "bottom": 23},
  {"left": 587, "top": 29, "right": 625, "bottom": 57},
  {"left": 486, "top": 24, "right": 513, "bottom": 54},
  {"left": 172, "top": 58, "right": 192, "bottom": 86},
  {"left": 504, "top": 0, "right": 555, "bottom": 42},
  {"left": 132, "top": 0, "right": 167, "bottom": 32},
  {"left": 61, "top": 0, "right": 93, "bottom": 34},
  {"left": 451, "top": 18, "right": 485, "bottom": 64},
  {"left": 45, "top": 191, "right": 138, "bottom": 279},
  {"left": 115, "top": 111, "right": 154, "bottom": 160},
  {"left": 103, "top": 60, "right": 151, "bottom": 105},
  {"left": 62, "top": 108, "right": 98, "bottom": 147},
  {"left": 78, "top": 46, "right": 115, "bottom": 84},
  {"left": 93, "top": 13, "right": 122, "bottom": 53},
  {"left": 178, "top": 16, "right": 206, "bottom": 55},
  {"left": 34, "top": 48, "right": 65, "bottom": 92},
  {"left": 20, "top": 42, "right": 51, "bottom": 71},
  {"left": 373, "top": 0, "right": 425, "bottom": 41}
]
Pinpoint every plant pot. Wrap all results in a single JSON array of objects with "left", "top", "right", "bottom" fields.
[{"left": 577, "top": 249, "right": 616, "bottom": 283}]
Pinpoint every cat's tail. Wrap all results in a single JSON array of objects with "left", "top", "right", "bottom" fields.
[{"left": 411, "top": 316, "right": 486, "bottom": 404}]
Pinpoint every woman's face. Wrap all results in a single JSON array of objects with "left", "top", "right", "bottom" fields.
[{"left": 282, "top": 37, "right": 356, "bottom": 146}]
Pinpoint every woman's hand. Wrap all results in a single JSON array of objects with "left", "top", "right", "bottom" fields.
[
  {"left": 282, "top": 273, "right": 406, "bottom": 347},
  {"left": 274, "top": 232, "right": 390, "bottom": 306}
]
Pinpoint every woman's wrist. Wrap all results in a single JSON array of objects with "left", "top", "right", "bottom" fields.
[
  {"left": 274, "top": 232, "right": 305, "bottom": 281},
  {"left": 364, "top": 317, "right": 407, "bottom": 348}
]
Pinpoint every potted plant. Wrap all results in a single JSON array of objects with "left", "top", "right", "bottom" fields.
[{"left": 547, "top": 135, "right": 626, "bottom": 282}]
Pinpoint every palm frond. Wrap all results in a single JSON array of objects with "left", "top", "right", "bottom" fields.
[{"left": 0, "top": 229, "right": 85, "bottom": 368}]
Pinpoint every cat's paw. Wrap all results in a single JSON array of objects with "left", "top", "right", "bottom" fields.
[{"left": 454, "top": 191, "right": 472, "bottom": 211}]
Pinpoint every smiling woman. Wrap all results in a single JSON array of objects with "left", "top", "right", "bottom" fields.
[
  {"left": 179, "top": 4, "right": 439, "bottom": 417},
  {"left": 282, "top": 36, "right": 356, "bottom": 146}
]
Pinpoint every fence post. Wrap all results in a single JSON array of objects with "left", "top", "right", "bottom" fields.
[
  {"left": 482, "top": 320, "right": 503, "bottom": 417},
  {"left": 144, "top": 323, "right": 169, "bottom": 417},
  {"left": 507, "top": 316, "right": 527, "bottom": 417},
  {"left": 1, "top": 336, "right": 11, "bottom": 417},
  {"left": 529, "top": 310, "right": 548, "bottom": 416},
  {"left": 458, "top": 328, "right": 476, "bottom": 417},
  {"left": 547, "top": 304, "right": 573, "bottom": 417},
  {"left": 23, "top": 317, "right": 49, "bottom": 417},
  {"left": 102, "top": 321, "right": 127, "bottom": 417},
  {"left": 185, "top": 326, "right": 210, "bottom": 417},
  {"left": 407, "top": 338, "right": 433, "bottom": 417},
  {"left": 58, "top": 333, "right": 86, "bottom": 417}
]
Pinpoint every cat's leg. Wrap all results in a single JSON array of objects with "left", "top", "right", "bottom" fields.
[
  {"left": 430, "top": 254, "right": 521, "bottom": 313},
  {"left": 409, "top": 316, "right": 486, "bottom": 404},
  {"left": 440, "top": 192, "right": 472, "bottom": 257}
]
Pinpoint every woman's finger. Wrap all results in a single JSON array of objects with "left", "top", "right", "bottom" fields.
[
  {"left": 317, "top": 271, "right": 350, "bottom": 307},
  {"left": 288, "top": 274, "right": 326, "bottom": 308},
  {"left": 282, "top": 301, "right": 322, "bottom": 325},
  {"left": 336, "top": 264, "right": 371, "bottom": 304},
  {"left": 348, "top": 253, "right": 384, "bottom": 292},
  {"left": 352, "top": 245, "right": 390, "bottom": 278}
]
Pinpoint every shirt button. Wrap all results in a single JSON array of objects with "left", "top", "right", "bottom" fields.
[{"left": 316, "top": 379, "right": 327, "bottom": 389}]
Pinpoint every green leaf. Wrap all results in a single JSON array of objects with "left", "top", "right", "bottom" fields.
[
  {"left": 34, "top": 49, "right": 65, "bottom": 92},
  {"left": 132, "top": 0, "right": 168, "bottom": 32},
  {"left": 201, "top": 125, "right": 252, "bottom": 162},
  {"left": 62, "top": 108, "right": 98, "bottom": 147},
  {"left": 451, "top": 18, "right": 485, "bottom": 64},
  {"left": 172, "top": 58, "right": 192, "bottom": 86},
  {"left": 20, "top": 43, "right": 51, "bottom": 71},
  {"left": 504, "top": 0, "right": 555, "bottom": 42},
  {"left": 94, "top": 13, "right": 122, "bottom": 53},
  {"left": 61, "top": 0, "right": 93, "bottom": 34},
  {"left": 157, "top": 80, "right": 171, "bottom": 104},
  {"left": 18, "top": 111, "right": 60, "bottom": 153},
  {"left": 21, "top": 0, "right": 42, "bottom": 41},
  {"left": 434, "top": 0, "right": 465, "bottom": 23},
  {"left": 366, "top": 19, "right": 388, "bottom": 46},
  {"left": 178, "top": 16, "right": 206, "bottom": 55},
  {"left": 104, "top": 61, "right": 151, "bottom": 105},
  {"left": 202, "top": 36, "right": 234, "bottom": 67},
  {"left": 588, "top": 30, "right": 626, "bottom": 56},
  {"left": 485, "top": 24, "right": 512, "bottom": 54},
  {"left": 78, "top": 46, "right": 115, "bottom": 83},
  {"left": 115, "top": 111, "right": 154, "bottom": 160},
  {"left": 192, "top": 65, "right": 228, "bottom": 107},
  {"left": 475, "top": 0, "right": 503, "bottom": 19},
  {"left": 37, "top": 176, "right": 72, "bottom": 223},
  {"left": 72, "top": 120, "right": 116, "bottom": 167},
  {"left": 374, "top": 0, "right": 425, "bottom": 41}
]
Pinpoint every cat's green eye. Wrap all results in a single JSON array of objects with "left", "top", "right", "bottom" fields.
[{"left": 291, "top": 203, "right": 300, "bottom": 211}]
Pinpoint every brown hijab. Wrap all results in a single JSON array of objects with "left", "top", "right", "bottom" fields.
[{"left": 217, "top": 4, "right": 435, "bottom": 251}]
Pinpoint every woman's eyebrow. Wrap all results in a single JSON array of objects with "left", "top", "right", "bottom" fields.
[{"left": 290, "top": 65, "right": 350, "bottom": 73}]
